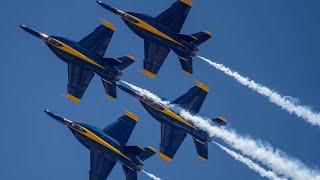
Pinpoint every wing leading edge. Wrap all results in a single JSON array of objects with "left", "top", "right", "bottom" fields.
[
  {"left": 102, "top": 110, "right": 138, "bottom": 146},
  {"left": 156, "top": 0, "right": 192, "bottom": 33},
  {"left": 79, "top": 19, "right": 115, "bottom": 57},
  {"left": 172, "top": 81, "right": 209, "bottom": 114}
]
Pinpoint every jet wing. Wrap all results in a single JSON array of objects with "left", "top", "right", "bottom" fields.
[
  {"left": 155, "top": 0, "right": 192, "bottom": 33},
  {"left": 159, "top": 123, "right": 187, "bottom": 161},
  {"left": 102, "top": 111, "right": 138, "bottom": 146},
  {"left": 143, "top": 40, "right": 170, "bottom": 77},
  {"left": 172, "top": 81, "right": 208, "bottom": 114},
  {"left": 67, "top": 63, "right": 95, "bottom": 102},
  {"left": 78, "top": 20, "right": 115, "bottom": 57},
  {"left": 90, "top": 150, "right": 116, "bottom": 180}
]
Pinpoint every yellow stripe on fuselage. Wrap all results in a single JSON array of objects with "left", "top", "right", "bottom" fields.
[
  {"left": 72, "top": 125, "right": 131, "bottom": 161},
  {"left": 136, "top": 97, "right": 196, "bottom": 129},
  {"left": 45, "top": 38, "right": 105, "bottom": 69},
  {"left": 161, "top": 108, "right": 196, "bottom": 129},
  {"left": 123, "top": 16, "right": 185, "bottom": 47}
]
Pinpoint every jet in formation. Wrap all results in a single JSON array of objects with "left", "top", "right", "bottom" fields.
[
  {"left": 97, "top": 0, "right": 212, "bottom": 78},
  {"left": 117, "top": 81, "right": 227, "bottom": 161},
  {"left": 20, "top": 19, "right": 135, "bottom": 102},
  {"left": 44, "top": 110, "right": 156, "bottom": 180}
]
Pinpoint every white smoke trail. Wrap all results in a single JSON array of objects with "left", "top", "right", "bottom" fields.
[
  {"left": 142, "top": 170, "right": 162, "bottom": 180},
  {"left": 197, "top": 55, "right": 320, "bottom": 127},
  {"left": 212, "top": 141, "right": 286, "bottom": 180},
  {"left": 120, "top": 81, "right": 320, "bottom": 180}
]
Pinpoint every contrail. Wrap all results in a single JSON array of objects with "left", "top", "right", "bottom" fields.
[
  {"left": 142, "top": 170, "right": 162, "bottom": 180},
  {"left": 212, "top": 141, "right": 286, "bottom": 180},
  {"left": 197, "top": 55, "right": 320, "bottom": 127},
  {"left": 120, "top": 81, "right": 320, "bottom": 180}
]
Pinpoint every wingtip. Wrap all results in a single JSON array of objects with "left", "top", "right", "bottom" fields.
[
  {"left": 218, "top": 117, "right": 227, "bottom": 123},
  {"left": 180, "top": 0, "right": 192, "bottom": 6},
  {"left": 158, "top": 153, "right": 172, "bottom": 162},
  {"left": 107, "top": 95, "right": 116, "bottom": 100},
  {"left": 203, "top": 30, "right": 212, "bottom": 36},
  {"left": 198, "top": 155, "right": 207, "bottom": 161},
  {"left": 99, "top": 18, "right": 116, "bottom": 31},
  {"left": 126, "top": 55, "right": 135, "bottom": 61},
  {"left": 148, "top": 146, "right": 157, "bottom": 153},
  {"left": 123, "top": 109, "right": 139, "bottom": 122},
  {"left": 140, "top": 69, "right": 157, "bottom": 78},
  {"left": 65, "top": 94, "right": 81, "bottom": 103},
  {"left": 194, "top": 80, "right": 209, "bottom": 92},
  {"left": 183, "top": 70, "right": 192, "bottom": 76}
]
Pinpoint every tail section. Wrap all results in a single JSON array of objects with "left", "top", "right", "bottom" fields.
[
  {"left": 137, "top": 147, "right": 156, "bottom": 161},
  {"left": 102, "top": 79, "right": 117, "bottom": 100},
  {"left": 193, "top": 138, "right": 208, "bottom": 160},
  {"left": 211, "top": 117, "right": 227, "bottom": 126},
  {"left": 177, "top": 30, "right": 212, "bottom": 46},
  {"left": 191, "top": 31, "right": 212, "bottom": 46},
  {"left": 122, "top": 165, "right": 137, "bottom": 180},
  {"left": 123, "top": 146, "right": 157, "bottom": 161},
  {"left": 103, "top": 55, "right": 135, "bottom": 71}
]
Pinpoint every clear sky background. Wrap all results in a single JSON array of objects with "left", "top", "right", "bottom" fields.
[{"left": 1, "top": 0, "right": 320, "bottom": 179}]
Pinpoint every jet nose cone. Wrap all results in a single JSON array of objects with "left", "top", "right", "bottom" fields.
[
  {"left": 19, "top": 25, "right": 43, "bottom": 39},
  {"left": 44, "top": 110, "right": 66, "bottom": 124},
  {"left": 96, "top": 0, "right": 119, "bottom": 14}
]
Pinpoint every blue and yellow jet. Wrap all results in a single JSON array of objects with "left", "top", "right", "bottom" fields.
[
  {"left": 20, "top": 19, "right": 135, "bottom": 102},
  {"left": 97, "top": 0, "right": 212, "bottom": 78},
  {"left": 44, "top": 110, "right": 156, "bottom": 180},
  {"left": 117, "top": 82, "right": 227, "bottom": 162}
]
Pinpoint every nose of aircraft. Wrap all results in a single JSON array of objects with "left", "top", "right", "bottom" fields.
[
  {"left": 96, "top": 1, "right": 119, "bottom": 14},
  {"left": 44, "top": 110, "right": 66, "bottom": 124},
  {"left": 19, "top": 25, "right": 47, "bottom": 39}
]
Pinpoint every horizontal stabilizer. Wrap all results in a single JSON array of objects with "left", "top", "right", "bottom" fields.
[
  {"left": 177, "top": 33, "right": 198, "bottom": 42},
  {"left": 123, "top": 146, "right": 144, "bottom": 157},
  {"left": 137, "top": 147, "right": 156, "bottom": 161},
  {"left": 103, "top": 55, "right": 135, "bottom": 70},
  {"left": 102, "top": 79, "right": 117, "bottom": 100},
  {"left": 211, "top": 117, "right": 227, "bottom": 126},
  {"left": 193, "top": 138, "right": 208, "bottom": 160},
  {"left": 191, "top": 31, "right": 212, "bottom": 46}
]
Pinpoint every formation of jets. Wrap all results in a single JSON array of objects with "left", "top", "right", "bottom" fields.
[{"left": 21, "top": 0, "right": 226, "bottom": 179}]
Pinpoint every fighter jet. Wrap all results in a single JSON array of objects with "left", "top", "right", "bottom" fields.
[
  {"left": 44, "top": 110, "right": 156, "bottom": 180},
  {"left": 20, "top": 19, "right": 135, "bottom": 102},
  {"left": 97, "top": 0, "right": 212, "bottom": 78},
  {"left": 117, "top": 81, "right": 227, "bottom": 161}
]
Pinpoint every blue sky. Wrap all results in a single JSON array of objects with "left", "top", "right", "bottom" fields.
[{"left": 1, "top": 0, "right": 320, "bottom": 179}]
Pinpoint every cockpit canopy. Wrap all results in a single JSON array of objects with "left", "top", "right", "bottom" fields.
[
  {"left": 68, "top": 122, "right": 86, "bottom": 133},
  {"left": 42, "top": 36, "right": 63, "bottom": 47}
]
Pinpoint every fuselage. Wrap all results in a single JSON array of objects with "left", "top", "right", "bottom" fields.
[
  {"left": 44, "top": 36, "right": 121, "bottom": 81},
  {"left": 121, "top": 12, "right": 198, "bottom": 57},
  {"left": 134, "top": 93, "right": 210, "bottom": 143},
  {"left": 67, "top": 121, "right": 142, "bottom": 171}
]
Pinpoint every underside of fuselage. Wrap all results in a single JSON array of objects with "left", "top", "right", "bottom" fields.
[
  {"left": 70, "top": 128, "right": 140, "bottom": 171},
  {"left": 140, "top": 101, "right": 209, "bottom": 142},
  {"left": 122, "top": 14, "right": 195, "bottom": 57},
  {"left": 45, "top": 41, "right": 120, "bottom": 82}
]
